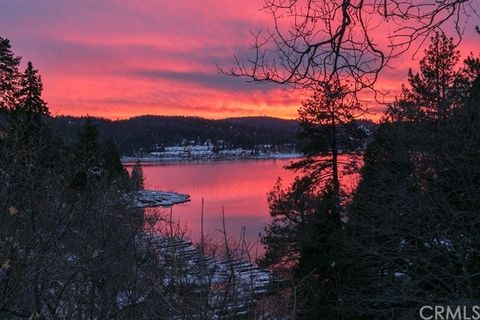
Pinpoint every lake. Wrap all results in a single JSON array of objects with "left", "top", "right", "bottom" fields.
[{"left": 131, "top": 159, "right": 298, "bottom": 250}]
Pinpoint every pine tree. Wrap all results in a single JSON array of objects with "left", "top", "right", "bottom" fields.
[
  {"left": 260, "top": 83, "right": 367, "bottom": 318},
  {"left": 15, "top": 61, "right": 49, "bottom": 116},
  {"left": 0, "top": 37, "right": 21, "bottom": 111},
  {"left": 386, "top": 33, "right": 463, "bottom": 122},
  {"left": 261, "top": 84, "right": 364, "bottom": 268},
  {"left": 293, "top": 83, "right": 366, "bottom": 211},
  {"left": 338, "top": 123, "right": 422, "bottom": 319}
]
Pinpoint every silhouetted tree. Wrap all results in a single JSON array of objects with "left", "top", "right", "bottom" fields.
[
  {"left": 339, "top": 50, "right": 480, "bottom": 320},
  {"left": 0, "top": 37, "right": 20, "bottom": 111},
  {"left": 339, "top": 122, "right": 423, "bottom": 319},
  {"left": 386, "top": 33, "right": 479, "bottom": 122},
  {"left": 260, "top": 84, "right": 368, "bottom": 319},
  {"left": 293, "top": 83, "right": 366, "bottom": 208},
  {"left": 15, "top": 62, "right": 48, "bottom": 116},
  {"left": 229, "top": 0, "right": 476, "bottom": 95},
  {"left": 102, "top": 139, "right": 129, "bottom": 185},
  {"left": 260, "top": 32, "right": 479, "bottom": 319}
]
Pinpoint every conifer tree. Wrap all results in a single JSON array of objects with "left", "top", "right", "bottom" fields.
[
  {"left": 295, "top": 83, "right": 366, "bottom": 209},
  {"left": 0, "top": 36, "right": 180, "bottom": 320},
  {"left": 260, "top": 83, "right": 368, "bottom": 318},
  {"left": 386, "top": 33, "right": 463, "bottom": 122},
  {"left": 261, "top": 83, "right": 366, "bottom": 270},
  {"left": 15, "top": 61, "right": 49, "bottom": 116},
  {"left": 0, "top": 37, "right": 20, "bottom": 111}
]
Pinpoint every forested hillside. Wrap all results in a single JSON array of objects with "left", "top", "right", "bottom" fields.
[{"left": 50, "top": 115, "right": 301, "bottom": 155}]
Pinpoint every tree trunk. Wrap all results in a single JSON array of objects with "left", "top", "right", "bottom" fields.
[{"left": 330, "top": 111, "right": 340, "bottom": 213}]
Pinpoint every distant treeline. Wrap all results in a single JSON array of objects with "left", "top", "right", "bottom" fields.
[
  {"left": 50, "top": 115, "right": 376, "bottom": 156},
  {"left": 50, "top": 115, "right": 300, "bottom": 155}
]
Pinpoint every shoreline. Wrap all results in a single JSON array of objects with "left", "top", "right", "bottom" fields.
[{"left": 122, "top": 153, "right": 303, "bottom": 164}]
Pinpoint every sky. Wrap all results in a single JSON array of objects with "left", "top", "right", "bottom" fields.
[{"left": 0, "top": 0, "right": 478, "bottom": 120}]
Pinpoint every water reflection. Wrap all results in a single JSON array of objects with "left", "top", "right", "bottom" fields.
[
  {"left": 127, "top": 156, "right": 359, "bottom": 251},
  {"left": 132, "top": 159, "right": 298, "bottom": 246}
]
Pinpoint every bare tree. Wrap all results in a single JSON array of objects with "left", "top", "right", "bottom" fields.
[{"left": 228, "top": 0, "right": 478, "bottom": 96}]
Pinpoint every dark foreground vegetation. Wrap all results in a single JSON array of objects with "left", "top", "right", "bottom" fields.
[
  {"left": 0, "top": 37, "right": 279, "bottom": 319},
  {"left": 262, "top": 34, "right": 480, "bottom": 319}
]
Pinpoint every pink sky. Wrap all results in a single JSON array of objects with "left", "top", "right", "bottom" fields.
[{"left": 1, "top": 0, "right": 478, "bottom": 120}]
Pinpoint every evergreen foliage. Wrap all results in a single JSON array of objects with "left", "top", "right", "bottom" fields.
[
  {"left": 15, "top": 62, "right": 48, "bottom": 116},
  {"left": 294, "top": 83, "right": 367, "bottom": 206},
  {"left": 261, "top": 84, "right": 367, "bottom": 318},
  {"left": 386, "top": 33, "right": 479, "bottom": 123},
  {"left": 0, "top": 37, "right": 20, "bottom": 111}
]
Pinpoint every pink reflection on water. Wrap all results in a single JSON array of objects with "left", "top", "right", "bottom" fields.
[
  {"left": 127, "top": 156, "right": 359, "bottom": 251},
  {"left": 137, "top": 159, "right": 298, "bottom": 247}
]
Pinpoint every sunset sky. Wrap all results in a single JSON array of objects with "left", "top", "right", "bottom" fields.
[{"left": 1, "top": 0, "right": 478, "bottom": 120}]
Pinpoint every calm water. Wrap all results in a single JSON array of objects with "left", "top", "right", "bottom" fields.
[
  {"left": 135, "top": 159, "right": 299, "bottom": 248},
  {"left": 128, "top": 156, "right": 358, "bottom": 252}
]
